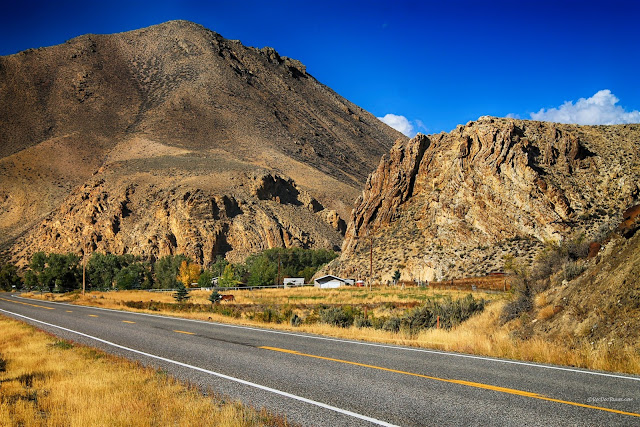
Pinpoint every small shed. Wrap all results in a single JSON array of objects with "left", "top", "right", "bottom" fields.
[
  {"left": 314, "top": 275, "right": 353, "bottom": 288},
  {"left": 283, "top": 277, "right": 305, "bottom": 288}
]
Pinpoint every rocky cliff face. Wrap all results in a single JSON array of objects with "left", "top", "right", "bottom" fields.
[
  {"left": 9, "top": 169, "right": 345, "bottom": 265},
  {"left": 0, "top": 20, "right": 402, "bottom": 264},
  {"left": 328, "top": 117, "right": 640, "bottom": 282}
]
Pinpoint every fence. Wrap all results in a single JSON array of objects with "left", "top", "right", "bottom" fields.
[{"left": 428, "top": 274, "right": 511, "bottom": 292}]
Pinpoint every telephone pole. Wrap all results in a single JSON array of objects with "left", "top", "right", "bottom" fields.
[{"left": 369, "top": 236, "right": 373, "bottom": 291}]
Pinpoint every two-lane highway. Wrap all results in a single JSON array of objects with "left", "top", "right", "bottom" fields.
[{"left": 1, "top": 293, "right": 639, "bottom": 426}]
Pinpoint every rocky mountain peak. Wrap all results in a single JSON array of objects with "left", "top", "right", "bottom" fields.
[
  {"left": 0, "top": 21, "right": 402, "bottom": 264},
  {"left": 327, "top": 117, "right": 640, "bottom": 282}
]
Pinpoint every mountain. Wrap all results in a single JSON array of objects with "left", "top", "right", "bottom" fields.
[
  {"left": 0, "top": 20, "right": 403, "bottom": 264},
  {"left": 326, "top": 117, "right": 640, "bottom": 282}
]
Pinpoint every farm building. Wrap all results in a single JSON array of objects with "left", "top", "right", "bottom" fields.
[
  {"left": 314, "top": 275, "right": 354, "bottom": 288},
  {"left": 283, "top": 278, "right": 305, "bottom": 287}
]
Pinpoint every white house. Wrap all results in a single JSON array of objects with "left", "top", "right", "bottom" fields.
[
  {"left": 283, "top": 277, "right": 305, "bottom": 288},
  {"left": 314, "top": 275, "right": 354, "bottom": 288}
]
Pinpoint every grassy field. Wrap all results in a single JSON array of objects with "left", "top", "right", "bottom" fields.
[
  {"left": 23, "top": 287, "right": 640, "bottom": 374},
  {"left": 0, "top": 316, "right": 289, "bottom": 426}
]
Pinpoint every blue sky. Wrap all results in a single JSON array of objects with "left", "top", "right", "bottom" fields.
[{"left": 2, "top": 0, "right": 639, "bottom": 135}]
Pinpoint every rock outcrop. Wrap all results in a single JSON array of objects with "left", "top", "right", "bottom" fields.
[
  {"left": 0, "top": 20, "right": 403, "bottom": 264},
  {"left": 9, "top": 170, "right": 343, "bottom": 265},
  {"left": 327, "top": 117, "right": 640, "bottom": 282}
]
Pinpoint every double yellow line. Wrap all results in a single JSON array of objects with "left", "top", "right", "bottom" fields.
[
  {"left": 260, "top": 346, "right": 640, "bottom": 418},
  {"left": 0, "top": 297, "right": 54, "bottom": 310}
]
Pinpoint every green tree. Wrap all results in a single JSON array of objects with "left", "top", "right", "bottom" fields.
[
  {"left": 30, "top": 252, "right": 47, "bottom": 274},
  {"left": 154, "top": 255, "right": 187, "bottom": 289},
  {"left": 210, "top": 256, "right": 229, "bottom": 280},
  {"left": 218, "top": 264, "right": 238, "bottom": 287},
  {"left": 37, "top": 253, "right": 81, "bottom": 293},
  {"left": 87, "top": 253, "right": 121, "bottom": 290},
  {"left": 198, "top": 269, "right": 214, "bottom": 287},
  {"left": 0, "top": 264, "right": 22, "bottom": 291},
  {"left": 208, "top": 290, "right": 221, "bottom": 304},
  {"left": 23, "top": 270, "right": 39, "bottom": 291},
  {"left": 115, "top": 263, "right": 150, "bottom": 290},
  {"left": 392, "top": 269, "right": 401, "bottom": 285},
  {"left": 173, "top": 283, "right": 190, "bottom": 303}
]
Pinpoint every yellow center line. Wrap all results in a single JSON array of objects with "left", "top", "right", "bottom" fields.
[
  {"left": 0, "top": 297, "right": 55, "bottom": 310},
  {"left": 122, "top": 320, "right": 136, "bottom": 324},
  {"left": 260, "top": 346, "right": 640, "bottom": 418},
  {"left": 66, "top": 310, "right": 73, "bottom": 313},
  {"left": 174, "top": 330, "right": 195, "bottom": 335},
  {"left": 88, "top": 315, "right": 99, "bottom": 317}
]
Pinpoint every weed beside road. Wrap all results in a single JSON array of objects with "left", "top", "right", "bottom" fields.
[{"left": 0, "top": 316, "right": 290, "bottom": 426}]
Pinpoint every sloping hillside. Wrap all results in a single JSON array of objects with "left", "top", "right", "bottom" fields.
[
  {"left": 326, "top": 117, "right": 640, "bottom": 282},
  {"left": 0, "top": 20, "right": 403, "bottom": 264}
]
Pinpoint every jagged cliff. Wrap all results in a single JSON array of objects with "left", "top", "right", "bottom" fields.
[
  {"left": 327, "top": 117, "right": 640, "bottom": 282},
  {"left": 0, "top": 20, "right": 402, "bottom": 264}
]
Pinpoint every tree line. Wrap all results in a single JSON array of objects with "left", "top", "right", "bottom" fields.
[{"left": 0, "top": 247, "right": 337, "bottom": 292}]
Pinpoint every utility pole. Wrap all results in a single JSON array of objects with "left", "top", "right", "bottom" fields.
[
  {"left": 276, "top": 251, "right": 282, "bottom": 287},
  {"left": 369, "top": 236, "right": 373, "bottom": 291},
  {"left": 82, "top": 239, "right": 87, "bottom": 296}
]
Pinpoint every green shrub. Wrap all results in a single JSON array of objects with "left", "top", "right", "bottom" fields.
[
  {"left": 320, "top": 306, "right": 354, "bottom": 328},
  {"left": 290, "top": 314, "right": 302, "bottom": 327},
  {"left": 564, "top": 261, "right": 586, "bottom": 281},
  {"left": 501, "top": 285, "right": 533, "bottom": 323},
  {"left": 382, "top": 317, "right": 401, "bottom": 332},
  {"left": 354, "top": 315, "right": 372, "bottom": 328}
]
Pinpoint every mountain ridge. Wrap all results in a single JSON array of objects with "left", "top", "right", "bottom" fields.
[
  {"left": 0, "top": 20, "right": 403, "bottom": 264},
  {"left": 326, "top": 116, "right": 640, "bottom": 282}
]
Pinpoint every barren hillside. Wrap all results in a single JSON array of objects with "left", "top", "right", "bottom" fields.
[
  {"left": 326, "top": 117, "right": 640, "bottom": 282},
  {"left": 0, "top": 20, "right": 403, "bottom": 264}
]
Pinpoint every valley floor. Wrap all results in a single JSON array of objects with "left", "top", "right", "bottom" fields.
[{"left": 23, "top": 286, "right": 640, "bottom": 375}]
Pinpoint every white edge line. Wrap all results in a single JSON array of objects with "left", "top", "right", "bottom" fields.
[
  {"left": 11, "top": 294, "right": 640, "bottom": 382},
  {"left": 0, "top": 307, "right": 396, "bottom": 427}
]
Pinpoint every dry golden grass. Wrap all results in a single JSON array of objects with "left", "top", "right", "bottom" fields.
[
  {"left": 30, "top": 286, "right": 494, "bottom": 306},
  {"left": 24, "top": 289, "right": 640, "bottom": 375},
  {"left": 0, "top": 316, "right": 288, "bottom": 427}
]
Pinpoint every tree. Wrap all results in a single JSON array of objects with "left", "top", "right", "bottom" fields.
[
  {"left": 23, "top": 270, "right": 39, "bottom": 291},
  {"left": 87, "top": 253, "right": 121, "bottom": 290},
  {"left": 208, "top": 290, "right": 221, "bottom": 305},
  {"left": 0, "top": 264, "right": 22, "bottom": 291},
  {"left": 218, "top": 264, "right": 238, "bottom": 287},
  {"left": 198, "top": 269, "right": 214, "bottom": 287},
  {"left": 173, "top": 283, "right": 190, "bottom": 303},
  {"left": 115, "top": 263, "right": 151, "bottom": 290},
  {"left": 392, "top": 269, "right": 401, "bottom": 286},
  {"left": 37, "top": 253, "right": 81, "bottom": 293},
  {"left": 210, "top": 256, "right": 229, "bottom": 280},
  {"left": 177, "top": 260, "right": 201, "bottom": 287},
  {"left": 154, "top": 255, "right": 187, "bottom": 289}
]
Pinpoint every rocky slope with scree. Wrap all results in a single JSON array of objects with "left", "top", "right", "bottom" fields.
[
  {"left": 0, "top": 20, "right": 403, "bottom": 264},
  {"left": 325, "top": 117, "right": 640, "bottom": 282}
]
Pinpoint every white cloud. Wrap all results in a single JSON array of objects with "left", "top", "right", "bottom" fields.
[
  {"left": 530, "top": 90, "right": 640, "bottom": 125},
  {"left": 377, "top": 113, "right": 415, "bottom": 137},
  {"left": 414, "top": 119, "right": 428, "bottom": 133}
]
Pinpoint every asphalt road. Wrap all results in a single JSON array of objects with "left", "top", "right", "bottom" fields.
[{"left": 1, "top": 293, "right": 639, "bottom": 426}]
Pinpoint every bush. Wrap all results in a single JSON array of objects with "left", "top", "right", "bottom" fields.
[
  {"left": 354, "top": 315, "right": 372, "bottom": 328},
  {"left": 382, "top": 317, "right": 401, "bottom": 333},
  {"left": 320, "top": 306, "right": 354, "bottom": 328},
  {"left": 502, "top": 285, "right": 533, "bottom": 323},
  {"left": 564, "top": 261, "right": 586, "bottom": 281},
  {"left": 290, "top": 314, "right": 302, "bottom": 327}
]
